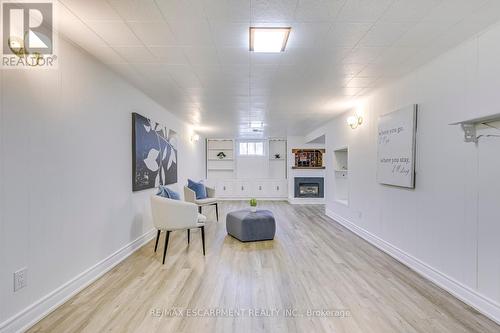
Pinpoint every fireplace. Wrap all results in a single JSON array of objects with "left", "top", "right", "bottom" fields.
[{"left": 294, "top": 177, "right": 324, "bottom": 198}]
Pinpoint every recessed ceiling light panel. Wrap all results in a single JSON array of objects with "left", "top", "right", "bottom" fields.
[{"left": 249, "top": 27, "right": 291, "bottom": 53}]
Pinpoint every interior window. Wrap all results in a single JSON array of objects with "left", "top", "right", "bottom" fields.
[{"left": 239, "top": 141, "right": 265, "bottom": 156}]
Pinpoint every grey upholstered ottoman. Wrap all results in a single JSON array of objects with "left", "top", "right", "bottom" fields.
[{"left": 226, "top": 209, "right": 276, "bottom": 242}]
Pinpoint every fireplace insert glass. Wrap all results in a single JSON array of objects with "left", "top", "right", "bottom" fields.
[
  {"left": 299, "top": 184, "right": 319, "bottom": 197},
  {"left": 294, "top": 177, "right": 324, "bottom": 198}
]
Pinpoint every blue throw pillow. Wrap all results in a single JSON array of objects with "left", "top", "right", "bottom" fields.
[
  {"left": 156, "top": 186, "right": 180, "bottom": 200},
  {"left": 156, "top": 186, "right": 168, "bottom": 198},
  {"left": 188, "top": 179, "right": 207, "bottom": 199}
]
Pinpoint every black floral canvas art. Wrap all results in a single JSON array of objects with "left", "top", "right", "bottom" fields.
[{"left": 132, "top": 113, "right": 178, "bottom": 191}]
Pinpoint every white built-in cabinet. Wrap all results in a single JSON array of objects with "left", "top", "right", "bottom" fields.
[
  {"left": 206, "top": 138, "right": 287, "bottom": 199},
  {"left": 214, "top": 179, "right": 288, "bottom": 198}
]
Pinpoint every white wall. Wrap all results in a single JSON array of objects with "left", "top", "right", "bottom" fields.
[
  {"left": 320, "top": 22, "right": 500, "bottom": 323},
  {"left": 0, "top": 38, "right": 205, "bottom": 329}
]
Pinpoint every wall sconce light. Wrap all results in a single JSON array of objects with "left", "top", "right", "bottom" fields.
[
  {"left": 191, "top": 133, "right": 200, "bottom": 142},
  {"left": 347, "top": 114, "right": 363, "bottom": 129}
]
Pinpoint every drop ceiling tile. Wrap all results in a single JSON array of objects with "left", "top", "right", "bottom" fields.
[
  {"left": 91, "top": 47, "right": 126, "bottom": 64},
  {"left": 203, "top": 0, "right": 250, "bottom": 22},
  {"left": 294, "top": 0, "right": 345, "bottom": 22},
  {"left": 379, "top": 0, "right": 442, "bottom": 22},
  {"left": 336, "top": 63, "right": 367, "bottom": 77},
  {"left": 108, "top": 0, "right": 164, "bottom": 21},
  {"left": 156, "top": 0, "right": 206, "bottom": 22},
  {"left": 274, "top": 65, "right": 304, "bottom": 81},
  {"left": 251, "top": 0, "right": 297, "bottom": 23},
  {"left": 357, "top": 63, "right": 389, "bottom": 77},
  {"left": 374, "top": 47, "right": 419, "bottom": 67},
  {"left": 393, "top": 21, "right": 454, "bottom": 47},
  {"left": 217, "top": 47, "right": 250, "bottom": 65},
  {"left": 210, "top": 23, "right": 249, "bottom": 48},
  {"left": 346, "top": 76, "right": 377, "bottom": 87},
  {"left": 167, "top": 20, "right": 215, "bottom": 46},
  {"left": 164, "top": 65, "right": 203, "bottom": 88},
  {"left": 192, "top": 65, "right": 223, "bottom": 79},
  {"left": 287, "top": 22, "right": 332, "bottom": 48},
  {"left": 279, "top": 47, "right": 315, "bottom": 65},
  {"left": 251, "top": 64, "right": 279, "bottom": 80},
  {"left": 222, "top": 65, "right": 251, "bottom": 78},
  {"left": 324, "top": 22, "right": 372, "bottom": 47},
  {"left": 360, "top": 22, "right": 413, "bottom": 46},
  {"left": 87, "top": 21, "right": 143, "bottom": 46},
  {"left": 183, "top": 47, "right": 220, "bottom": 65},
  {"left": 128, "top": 21, "right": 176, "bottom": 46},
  {"left": 422, "top": 0, "right": 489, "bottom": 23},
  {"left": 341, "top": 87, "right": 365, "bottom": 96},
  {"left": 132, "top": 63, "right": 173, "bottom": 82},
  {"left": 356, "top": 87, "right": 373, "bottom": 96},
  {"left": 322, "top": 46, "right": 353, "bottom": 63},
  {"left": 60, "top": 0, "right": 120, "bottom": 21},
  {"left": 113, "top": 46, "right": 155, "bottom": 63},
  {"left": 337, "top": 0, "right": 394, "bottom": 22},
  {"left": 343, "top": 46, "right": 385, "bottom": 63},
  {"left": 148, "top": 46, "right": 188, "bottom": 64},
  {"left": 250, "top": 53, "right": 282, "bottom": 65},
  {"left": 57, "top": 5, "right": 108, "bottom": 50}
]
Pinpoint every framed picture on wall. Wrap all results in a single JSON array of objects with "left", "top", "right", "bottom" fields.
[
  {"left": 376, "top": 104, "right": 417, "bottom": 188},
  {"left": 132, "top": 112, "right": 178, "bottom": 191}
]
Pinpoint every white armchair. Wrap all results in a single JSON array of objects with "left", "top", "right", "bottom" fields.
[
  {"left": 150, "top": 195, "right": 207, "bottom": 264},
  {"left": 184, "top": 186, "right": 219, "bottom": 221}
]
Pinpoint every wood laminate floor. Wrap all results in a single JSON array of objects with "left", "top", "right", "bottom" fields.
[{"left": 29, "top": 201, "right": 500, "bottom": 333}]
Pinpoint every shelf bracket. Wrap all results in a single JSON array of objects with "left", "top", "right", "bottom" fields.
[
  {"left": 461, "top": 123, "right": 477, "bottom": 143},
  {"left": 450, "top": 113, "right": 500, "bottom": 143}
]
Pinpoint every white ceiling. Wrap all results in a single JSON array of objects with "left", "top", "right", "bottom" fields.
[{"left": 56, "top": 0, "right": 500, "bottom": 137}]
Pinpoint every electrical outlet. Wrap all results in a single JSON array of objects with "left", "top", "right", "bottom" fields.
[{"left": 14, "top": 268, "right": 27, "bottom": 292}]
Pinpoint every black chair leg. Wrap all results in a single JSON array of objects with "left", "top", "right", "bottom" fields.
[
  {"left": 215, "top": 203, "right": 219, "bottom": 221},
  {"left": 198, "top": 206, "right": 202, "bottom": 214},
  {"left": 187, "top": 229, "right": 190, "bottom": 244},
  {"left": 162, "top": 231, "right": 170, "bottom": 264},
  {"left": 154, "top": 230, "right": 161, "bottom": 252},
  {"left": 200, "top": 226, "right": 205, "bottom": 256}
]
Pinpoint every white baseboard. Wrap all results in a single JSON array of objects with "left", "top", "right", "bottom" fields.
[
  {"left": 0, "top": 229, "right": 156, "bottom": 333},
  {"left": 325, "top": 209, "right": 500, "bottom": 325}
]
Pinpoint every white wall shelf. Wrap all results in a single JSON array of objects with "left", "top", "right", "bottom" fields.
[
  {"left": 206, "top": 139, "right": 235, "bottom": 179},
  {"left": 333, "top": 147, "right": 349, "bottom": 204},
  {"left": 450, "top": 113, "right": 500, "bottom": 143}
]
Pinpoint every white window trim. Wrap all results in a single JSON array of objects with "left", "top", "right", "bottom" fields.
[{"left": 237, "top": 140, "right": 266, "bottom": 157}]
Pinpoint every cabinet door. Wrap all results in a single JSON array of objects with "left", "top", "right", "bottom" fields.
[
  {"left": 270, "top": 181, "right": 287, "bottom": 197},
  {"left": 216, "top": 181, "right": 233, "bottom": 197},
  {"left": 234, "top": 181, "right": 251, "bottom": 197},
  {"left": 253, "top": 181, "right": 269, "bottom": 198}
]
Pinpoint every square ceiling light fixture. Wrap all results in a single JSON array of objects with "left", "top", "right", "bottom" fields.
[{"left": 249, "top": 27, "right": 291, "bottom": 53}]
